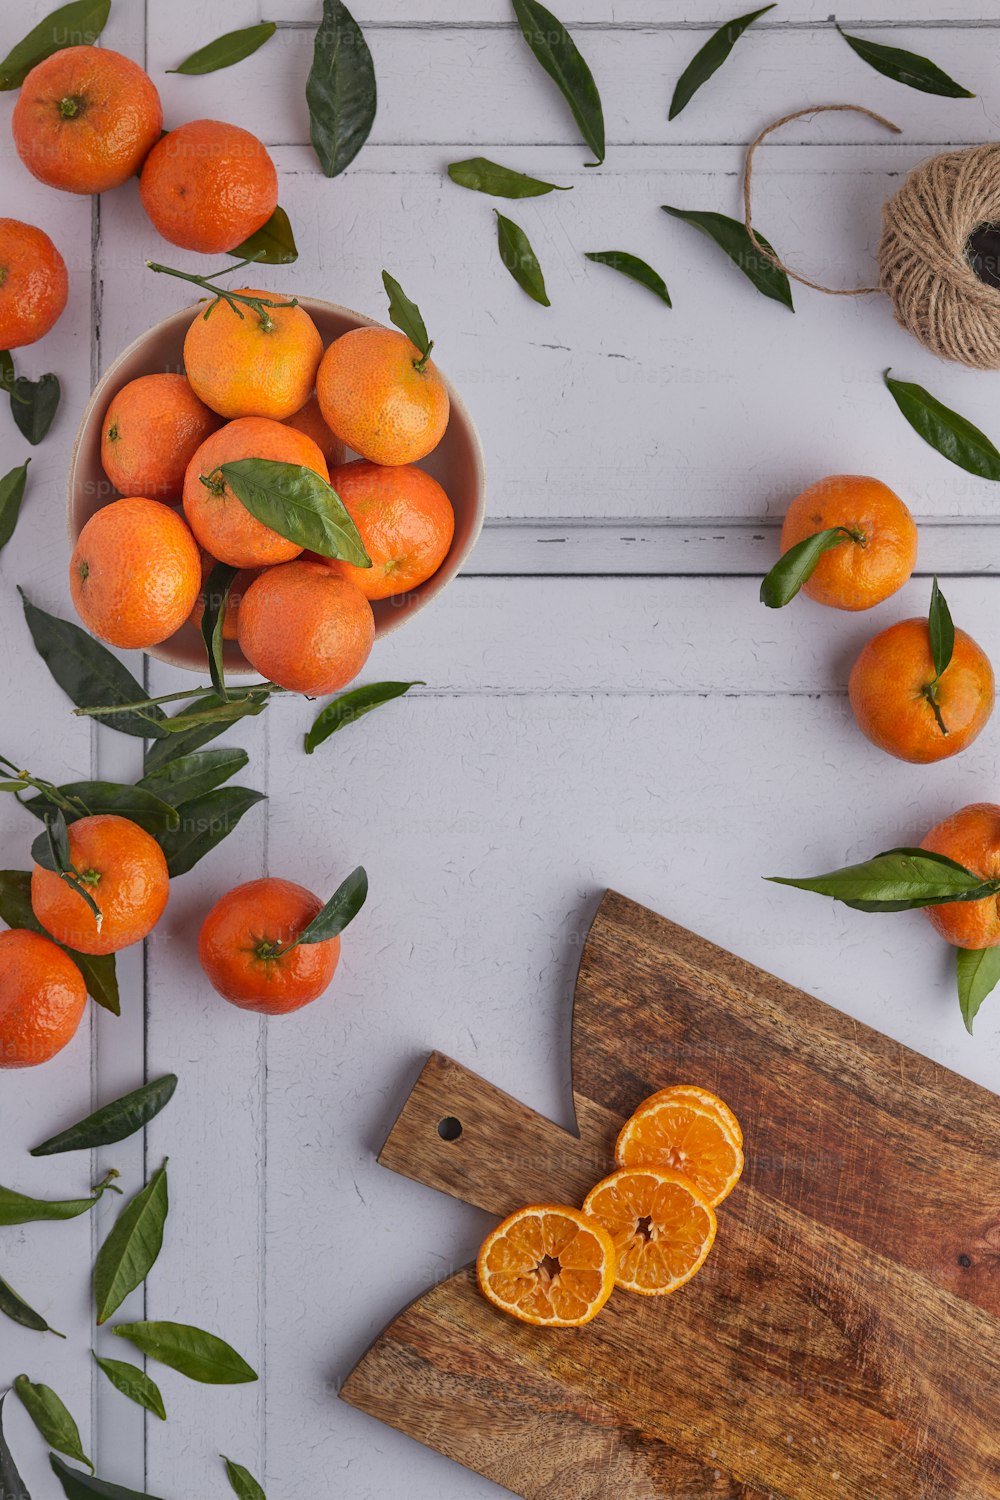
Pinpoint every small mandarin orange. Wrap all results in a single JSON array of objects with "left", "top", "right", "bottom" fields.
[
  {"left": 282, "top": 393, "right": 346, "bottom": 468},
  {"left": 198, "top": 877, "right": 341, "bottom": 1014},
  {"left": 0, "top": 929, "right": 87, "bottom": 1069},
  {"left": 316, "top": 326, "right": 450, "bottom": 466},
  {"left": 70, "top": 497, "right": 202, "bottom": 649},
  {"left": 237, "top": 561, "right": 375, "bottom": 696},
  {"left": 101, "top": 373, "right": 222, "bottom": 503},
  {"left": 0, "top": 219, "right": 68, "bottom": 348},
  {"left": 319, "top": 460, "right": 455, "bottom": 600},
  {"left": 139, "top": 120, "right": 277, "bottom": 255},
  {"left": 31, "top": 815, "right": 169, "bottom": 957},
  {"left": 182, "top": 416, "right": 329, "bottom": 568},
  {"left": 779, "top": 475, "right": 917, "bottom": 611},
  {"left": 920, "top": 804, "right": 1000, "bottom": 950},
  {"left": 183, "top": 290, "right": 323, "bottom": 420},
  {"left": 13, "top": 46, "right": 162, "bottom": 194}
]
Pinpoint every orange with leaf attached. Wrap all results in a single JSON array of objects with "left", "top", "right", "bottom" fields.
[
  {"left": 198, "top": 877, "right": 342, "bottom": 1015},
  {"left": 778, "top": 475, "right": 918, "bottom": 611},
  {"left": 316, "top": 326, "right": 450, "bottom": 466},
  {"left": 183, "top": 289, "right": 323, "bottom": 421},
  {"left": 31, "top": 815, "right": 169, "bottom": 957},
  {"left": 920, "top": 804, "right": 1000, "bottom": 951}
]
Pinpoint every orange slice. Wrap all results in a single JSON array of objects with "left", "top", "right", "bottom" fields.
[
  {"left": 583, "top": 1167, "right": 716, "bottom": 1296},
  {"left": 477, "top": 1203, "right": 616, "bottom": 1328},
  {"left": 615, "top": 1098, "right": 744, "bottom": 1207},
  {"left": 634, "top": 1085, "right": 743, "bottom": 1149}
]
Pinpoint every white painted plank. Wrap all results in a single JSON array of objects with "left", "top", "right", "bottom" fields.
[{"left": 147, "top": 22, "right": 998, "bottom": 149}]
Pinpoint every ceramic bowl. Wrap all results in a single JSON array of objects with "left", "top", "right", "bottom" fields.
[{"left": 67, "top": 297, "right": 487, "bottom": 675}]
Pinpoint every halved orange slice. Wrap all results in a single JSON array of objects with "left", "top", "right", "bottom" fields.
[
  {"left": 583, "top": 1167, "right": 716, "bottom": 1296},
  {"left": 477, "top": 1203, "right": 616, "bottom": 1328},
  {"left": 615, "top": 1098, "right": 744, "bottom": 1207},
  {"left": 634, "top": 1084, "right": 743, "bottom": 1149}
]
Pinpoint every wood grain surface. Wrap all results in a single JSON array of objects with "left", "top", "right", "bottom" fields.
[{"left": 344, "top": 891, "right": 1000, "bottom": 1499}]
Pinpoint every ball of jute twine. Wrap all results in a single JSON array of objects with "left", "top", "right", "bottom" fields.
[{"left": 743, "top": 103, "right": 1000, "bottom": 371}]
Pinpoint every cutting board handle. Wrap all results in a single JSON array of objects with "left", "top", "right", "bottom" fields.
[{"left": 378, "top": 1051, "right": 613, "bottom": 1220}]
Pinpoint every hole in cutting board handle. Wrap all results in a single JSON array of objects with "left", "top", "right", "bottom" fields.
[{"left": 437, "top": 1116, "right": 463, "bottom": 1142}]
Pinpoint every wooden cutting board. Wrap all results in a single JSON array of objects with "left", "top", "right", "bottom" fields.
[{"left": 341, "top": 890, "right": 1000, "bottom": 1499}]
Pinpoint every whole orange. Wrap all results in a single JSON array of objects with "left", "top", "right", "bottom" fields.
[
  {"left": 183, "top": 290, "right": 323, "bottom": 420},
  {"left": 139, "top": 119, "right": 277, "bottom": 255},
  {"left": 779, "top": 476, "right": 918, "bottom": 611},
  {"left": 283, "top": 393, "right": 346, "bottom": 468},
  {"left": 13, "top": 46, "right": 162, "bottom": 194},
  {"left": 0, "top": 929, "right": 87, "bottom": 1068},
  {"left": 183, "top": 417, "right": 329, "bottom": 568},
  {"left": 237, "top": 561, "right": 375, "bottom": 695},
  {"left": 920, "top": 804, "right": 1000, "bottom": 949},
  {"left": 188, "top": 554, "right": 261, "bottom": 642},
  {"left": 321, "top": 460, "right": 454, "bottom": 599},
  {"left": 316, "top": 326, "right": 450, "bottom": 465},
  {"left": 198, "top": 877, "right": 341, "bottom": 1014},
  {"left": 102, "top": 373, "right": 222, "bottom": 503},
  {"left": 31, "top": 814, "right": 169, "bottom": 957},
  {"left": 0, "top": 218, "right": 68, "bottom": 348},
  {"left": 70, "top": 497, "right": 202, "bottom": 649},
  {"left": 849, "top": 618, "right": 994, "bottom": 763}
]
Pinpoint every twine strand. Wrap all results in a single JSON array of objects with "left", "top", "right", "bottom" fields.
[{"left": 742, "top": 103, "right": 902, "bottom": 295}]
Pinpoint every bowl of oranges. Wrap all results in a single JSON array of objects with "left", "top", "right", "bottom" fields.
[{"left": 67, "top": 283, "right": 486, "bottom": 692}]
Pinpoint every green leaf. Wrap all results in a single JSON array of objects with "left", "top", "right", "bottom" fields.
[
  {"left": 759, "top": 527, "right": 853, "bottom": 608},
  {"left": 928, "top": 576, "right": 955, "bottom": 682},
  {"left": 142, "top": 695, "right": 267, "bottom": 772},
  {"left": 94, "top": 1163, "right": 169, "bottom": 1325},
  {"left": 0, "top": 870, "right": 118, "bottom": 1016},
  {"left": 229, "top": 206, "right": 298, "bottom": 266},
  {"left": 14, "top": 1378, "right": 91, "bottom": 1473},
  {"left": 768, "top": 847, "right": 995, "bottom": 912},
  {"left": 200, "top": 562, "right": 238, "bottom": 701},
  {"left": 0, "top": 1391, "right": 30, "bottom": 1500},
  {"left": 662, "top": 206, "right": 793, "bottom": 309},
  {"left": 30, "top": 815, "right": 104, "bottom": 936},
  {"left": 583, "top": 251, "right": 671, "bottom": 307},
  {"left": 32, "top": 1076, "right": 177, "bottom": 1157},
  {"left": 836, "top": 23, "right": 974, "bottom": 99},
  {"left": 51, "top": 1453, "right": 166, "bottom": 1500},
  {"left": 0, "top": 1274, "right": 64, "bottom": 1338},
  {"left": 512, "top": 0, "right": 604, "bottom": 165},
  {"left": 218, "top": 460, "right": 371, "bottom": 566},
  {"left": 154, "top": 787, "right": 266, "bottom": 878},
  {"left": 19, "top": 591, "right": 167, "bottom": 740},
  {"left": 21, "top": 782, "right": 180, "bottom": 835},
  {"left": 222, "top": 1458, "right": 265, "bottom": 1500},
  {"left": 111, "top": 1322, "right": 258, "bottom": 1385},
  {"left": 9, "top": 375, "right": 59, "bottom": 446},
  {"left": 447, "top": 157, "right": 570, "bottom": 198},
  {"left": 0, "top": 352, "right": 14, "bottom": 396},
  {"left": 305, "top": 680, "right": 422, "bottom": 754},
  {"left": 167, "top": 21, "right": 276, "bottom": 74},
  {"left": 495, "top": 213, "right": 550, "bottom": 306},
  {"left": 138, "top": 750, "right": 249, "bottom": 807},
  {"left": 0, "top": 461, "right": 30, "bottom": 552},
  {"left": 279, "top": 867, "right": 367, "bottom": 954},
  {"left": 956, "top": 946, "right": 1000, "bottom": 1034},
  {"left": 92, "top": 1357, "right": 165, "bottom": 1423},
  {"left": 0, "top": 1173, "right": 117, "bottom": 1226},
  {"left": 306, "top": 0, "right": 377, "bottom": 178},
  {"left": 381, "top": 272, "right": 431, "bottom": 364},
  {"left": 883, "top": 369, "right": 1000, "bottom": 481},
  {"left": 0, "top": 0, "right": 110, "bottom": 90},
  {"left": 669, "top": 5, "right": 775, "bottom": 120}
]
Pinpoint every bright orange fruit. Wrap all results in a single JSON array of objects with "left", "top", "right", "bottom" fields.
[
  {"left": 0, "top": 929, "right": 87, "bottom": 1069},
  {"left": 183, "top": 290, "right": 323, "bottom": 420},
  {"left": 477, "top": 1204, "right": 616, "bottom": 1327},
  {"left": 316, "top": 326, "right": 450, "bottom": 466},
  {"left": 70, "top": 497, "right": 202, "bottom": 649},
  {"left": 13, "top": 46, "right": 162, "bottom": 194},
  {"left": 282, "top": 393, "right": 346, "bottom": 468},
  {"left": 920, "top": 803, "right": 1000, "bottom": 949},
  {"left": 139, "top": 120, "right": 277, "bottom": 255},
  {"left": 779, "top": 475, "right": 917, "bottom": 611},
  {"left": 583, "top": 1167, "right": 717, "bottom": 1296},
  {"left": 198, "top": 877, "right": 341, "bottom": 1015},
  {"left": 320, "top": 460, "right": 455, "bottom": 600},
  {"left": 31, "top": 815, "right": 169, "bottom": 957},
  {"left": 237, "top": 561, "right": 375, "bottom": 696},
  {"left": 615, "top": 1097, "right": 744, "bottom": 1207},
  {"left": 101, "top": 374, "right": 222, "bottom": 504},
  {"left": 0, "top": 218, "right": 68, "bottom": 349},
  {"left": 635, "top": 1085, "right": 743, "bottom": 1149}
]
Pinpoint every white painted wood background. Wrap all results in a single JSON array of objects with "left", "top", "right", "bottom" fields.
[{"left": 3, "top": 2, "right": 1000, "bottom": 1496}]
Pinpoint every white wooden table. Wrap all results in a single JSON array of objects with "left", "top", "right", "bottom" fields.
[{"left": 3, "top": 3, "right": 1000, "bottom": 1495}]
